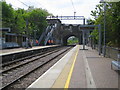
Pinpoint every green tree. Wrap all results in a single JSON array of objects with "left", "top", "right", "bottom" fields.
[
  {"left": 2, "top": 1, "right": 15, "bottom": 29},
  {"left": 1, "top": 1, "right": 51, "bottom": 40},
  {"left": 89, "top": 2, "right": 120, "bottom": 48},
  {"left": 13, "top": 9, "right": 26, "bottom": 34},
  {"left": 109, "top": 2, "right": 120, "bottom": 47},
  {"left": 87, "top": 19, "right": 95, "bottom": 25},
  {"left": 26, "top": 8, "right": 49, "bottom": 39}
]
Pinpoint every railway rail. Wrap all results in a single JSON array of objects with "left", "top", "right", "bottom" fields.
[
  {"left": 1, "top": 46, "right": 74, "bottom": 90},
  {"left": 1, "top": 46, "right": 61, "bottom": 65},
  {"left": 1, "top": 46, "right": 64, "bottom": 71}
]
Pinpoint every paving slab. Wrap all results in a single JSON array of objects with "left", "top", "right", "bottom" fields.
[
  {"left": 27, "top": 45, "right": 79, "bottom": 89},
  {"left": 85, "top": 46, "right": 119, "bottom": 88},
  {"left": 69, "top": 47, "right": 87, "bottom": 88},
  {"left": 25, "top": 45, "right": 119, "bottom": 89},
  {"left": 69, "top": 45, "right": 119, "bottom": 88}
]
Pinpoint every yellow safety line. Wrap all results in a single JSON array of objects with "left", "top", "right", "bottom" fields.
[{"left": 64, "top": 46, "right": 79, "bottom": 89}]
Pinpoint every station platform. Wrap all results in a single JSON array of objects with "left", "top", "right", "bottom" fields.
[
  {"left": 27, "top": 45, "right": 119, "bottom": 89},
  {"left": 0, "top": 45, "right": 58, "bottom": 56}
]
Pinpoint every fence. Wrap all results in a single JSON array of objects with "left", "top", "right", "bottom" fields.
[
  {"left": 93, "top": 45, "right": 120, "bottom": 60},
  {"left": 105, "top": 46, "right": 120, "bottom": 60}
]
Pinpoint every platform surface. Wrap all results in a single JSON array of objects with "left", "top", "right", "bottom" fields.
[
  {"left": 69, "top": 45, "right": 119, "bottom": 88},
  {"left": 27, "top": 45, "right": 79, "bottom": 89},
  {"left": 27, "top": 45, "right": 119, "bottom": 89},
  {"left": 0, "top": 45, "right": 57, "bottom": 56}
]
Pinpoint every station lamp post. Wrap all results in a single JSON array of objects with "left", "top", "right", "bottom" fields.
[{"left": 100, "top": 0, "right": 106, "bottom": 57}]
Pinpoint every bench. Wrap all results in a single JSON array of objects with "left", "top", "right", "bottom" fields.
[{"left": 111, "top": 61, "right": 120, "bottom": 70}]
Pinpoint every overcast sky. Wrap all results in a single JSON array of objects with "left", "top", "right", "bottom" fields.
[{"left": 5, "top": 0, "right": 100, "bottom": 24}]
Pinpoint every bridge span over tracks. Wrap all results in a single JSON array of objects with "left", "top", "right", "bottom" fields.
[{"left": 38, "top": 16, "right": 102, "bottom": 55}]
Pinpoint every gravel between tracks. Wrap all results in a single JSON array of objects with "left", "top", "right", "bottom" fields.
[{"left": 3, "top": 46, "right": 73, "bottom": 90}]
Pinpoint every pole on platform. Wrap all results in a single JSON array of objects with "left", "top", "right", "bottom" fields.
[
  {"left": 100, "top": 0, "right": 106, "bottom": 57},
  {"left": 82, "top": 30, "right": 85, "bottom": 50},
  {"left": 98, "top": 24, "right": 102, "bottom": 55},
  {"left": 82, "top": 18, "right": 86, "bottom": 49},
  {"left": 103, "top": 3, "right": 106, "bottom": 57}
]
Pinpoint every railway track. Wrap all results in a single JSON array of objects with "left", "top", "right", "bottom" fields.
[
  {"left": 1, "top": 46, "right": 61, "bottom": 67},
  {"left": 1, "top": 46, "right": 64, "bottom": 73},
  {"left": 1, "top": 46, "right": 73, "bottom": 90}
]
